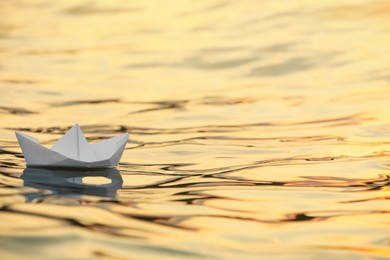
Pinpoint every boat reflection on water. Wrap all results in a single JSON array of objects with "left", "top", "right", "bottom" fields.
[{"left": 21, "top": 167, "right": 123, "bottom": 199}]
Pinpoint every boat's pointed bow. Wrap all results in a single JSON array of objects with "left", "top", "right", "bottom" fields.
[
  {"left": 15, "top": 131, "right": 67, "bottom": 166},
  {"left": 15, "top": 131, "right": 39, "bottom": 144},
  {"left": 108, "top": 134, "right": 128, "bottom": 166},
  {"left": 90, "top": 132, "right": 129, "bottom": 166}
]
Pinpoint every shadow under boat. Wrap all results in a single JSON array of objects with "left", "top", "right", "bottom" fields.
[{"left": 21, "top": 167, "right": 123, "bottom": 199}]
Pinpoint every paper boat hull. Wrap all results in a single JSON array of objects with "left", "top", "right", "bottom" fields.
[{"left": 16, "top": 125, "right": 128, "bottom": 168}]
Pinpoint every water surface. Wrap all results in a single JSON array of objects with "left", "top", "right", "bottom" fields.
[{"left": 0, "top": 0, "right": 389, "bottom": 259}]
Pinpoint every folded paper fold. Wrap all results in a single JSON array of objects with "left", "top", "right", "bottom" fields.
[{"left": 16, "top": 124, "right": 129, "bottom": 168}]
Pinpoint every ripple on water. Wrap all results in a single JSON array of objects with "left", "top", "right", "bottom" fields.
[{"left": 0, "top": 0, "right": 390, "bottom": 259}]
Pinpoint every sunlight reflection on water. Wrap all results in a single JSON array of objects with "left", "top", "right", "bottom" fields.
[{"left": 0, "top": 0, "right": 389, "bottom": 259}]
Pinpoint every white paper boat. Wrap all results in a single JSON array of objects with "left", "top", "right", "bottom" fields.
[{"left": 16, "top": 124, "right": 129, "bottom": 168}]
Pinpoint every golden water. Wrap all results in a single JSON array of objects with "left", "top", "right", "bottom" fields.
[{"left": 0, "top": 0, "right": 389, "bottom": 259}]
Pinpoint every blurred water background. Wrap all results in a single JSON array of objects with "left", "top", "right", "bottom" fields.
[{"left": 0, "top": 0, "right": 389, "bottom": 259}]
